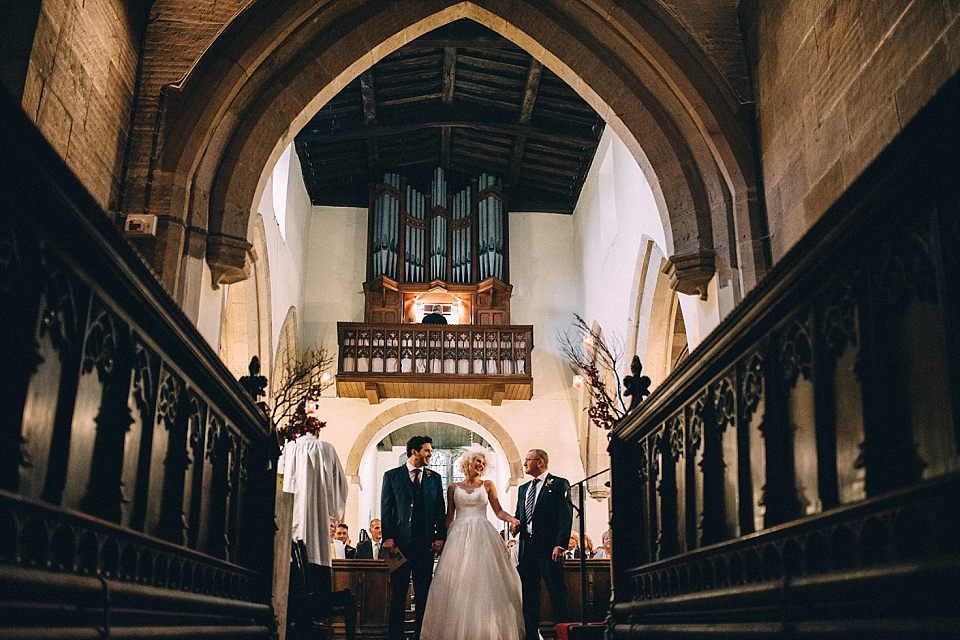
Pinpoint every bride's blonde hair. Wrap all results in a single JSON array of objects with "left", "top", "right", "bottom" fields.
[{"left": 459, "top": 448, "right": 489, "bottom": 476}]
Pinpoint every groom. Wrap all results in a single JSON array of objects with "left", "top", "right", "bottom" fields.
[
  {"left": 511, "top": 449, "right": 572, "bottom": 640},
  {"left": 381, "top": 436, "right": 446, "bottom": 640}
]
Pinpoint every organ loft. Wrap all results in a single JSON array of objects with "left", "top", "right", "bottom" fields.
[{"left": 336, "top": 168, "right": 534, "bottom": 405}]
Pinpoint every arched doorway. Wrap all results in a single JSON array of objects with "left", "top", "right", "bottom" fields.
[{"left": 345, "top": 400, "right": 523, "bottom": 533}]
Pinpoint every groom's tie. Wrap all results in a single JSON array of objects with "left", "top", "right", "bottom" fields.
[{"left": 525, "top": 477, "right": 539, "bottom": 523}]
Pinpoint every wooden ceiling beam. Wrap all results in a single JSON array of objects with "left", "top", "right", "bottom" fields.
[
  {"left": 456, "top": 54, "right": 528, "bottom": 75},
  {"left": 519, "top": 60, "right": 543, "bottom": 124},
  {"left": 360, "top": 71, "right": 377, "bottom": 124},
  {"left": 297, "top": 113, "right": 596, "bottom": 147},
  {"left": 507, "top": 59, "right": 543, "bottom": 187},
  {"left": 360, "top": 70, "right": 381, "bottom": 179},
  {"left": 441, "top": 126, "right": 451, "bottom": 170},
  {"left": 442, "top": 47, "right": 456, "bottom": 105},
  {"left": 402, "top": 35, "right": 519, "bottom": 50}
]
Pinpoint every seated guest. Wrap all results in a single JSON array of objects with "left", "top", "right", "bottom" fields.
[
  {"left": 565, "top": 533, "right": 580, "bottom": 559},
  {"left": 356, "top": 518, "right": 384, "bottom": 559},
  {"left": 331, "top": 523, "right": 346, "bottom": 559},
  {"left": 593, "top": 530, "right": 612, "bottom": 559},
  {"left": 336, "top": 523, "right": 357, "bottom": 559},
  {"left": 583, "top": 534, "right": 595, "bottom": 558}
]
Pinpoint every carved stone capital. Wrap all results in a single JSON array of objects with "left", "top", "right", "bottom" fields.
[
  {"left": 663, "top": 250, "right": 715, "bottom": 300},
  {"left": 206, "top": 234, "right": 252, "bottom": 289}
]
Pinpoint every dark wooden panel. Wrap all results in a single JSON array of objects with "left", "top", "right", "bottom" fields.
[
  {"left": 607, "top": 70, "right": 960, "bottom": 639},
  {"left": 331, "top": 560, "right": 390, "bottom": 639},
  {"left": 0, "top": 87, "right": 276, "bottom": 638}
]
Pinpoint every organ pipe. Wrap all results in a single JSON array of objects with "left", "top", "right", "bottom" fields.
[{"left": 369, "top": 167, "right": 507, "bottom": 287}]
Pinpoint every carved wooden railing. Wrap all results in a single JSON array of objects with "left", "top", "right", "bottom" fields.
[
  {"left": 336, "top": 322, "right": 533, "bottom": 403},
  {"left": 608, "top": 77, "right": 960, "bottom": 637},
  {"left": 0, "top": 91, "right": 277, "bottom": 638}
]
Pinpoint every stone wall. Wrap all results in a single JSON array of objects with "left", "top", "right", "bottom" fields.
[
  {"left": 120, "top": 0, "right": 246, "bottom": 220},
  {"left": 743, "top": 0, "right": 960, "bottom": 261},
  {"left": 21, "top": 0, "right": 149, "bottom": 213}
]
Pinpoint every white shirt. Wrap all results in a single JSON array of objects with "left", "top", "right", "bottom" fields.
[{"left": 281, "top": 434, "right": 349, "bottom": 567}]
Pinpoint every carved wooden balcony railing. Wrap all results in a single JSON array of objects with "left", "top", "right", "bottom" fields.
[
  {"left": 336, "top": 322, "right": 533, "bottom": 404},
  {"left": 0, "top": 92, "right": 277, "bottom": 638},
  {"left": 608, "top": 77, "right": 960, "bottom": 638}
]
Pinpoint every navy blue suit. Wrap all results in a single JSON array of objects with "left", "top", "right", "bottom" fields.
[
  {"left": 381, "top": 465, "right": 446, "bottom": 640},
  {"left": 515, "top": 473, "right": 572, "bottom": 640}
]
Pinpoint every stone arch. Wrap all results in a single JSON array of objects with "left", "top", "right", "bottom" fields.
[
  {"left": 345, "top": 400, "right": 523, "bottom": 486},
  {"left": 150, "top": 0, "right": 765, "bottom": 312}
]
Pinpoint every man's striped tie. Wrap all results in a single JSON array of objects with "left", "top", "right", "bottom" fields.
[{"left": 525, "top": 477, "right": 539, "bottom": 522}]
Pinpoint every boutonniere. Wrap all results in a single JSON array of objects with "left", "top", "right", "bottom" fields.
[
  {"left": 425, "top": 470, "right": 431, "bottom": 477},
  {"left": 545, "top": 478, "right": 554, "bottom": 487}
]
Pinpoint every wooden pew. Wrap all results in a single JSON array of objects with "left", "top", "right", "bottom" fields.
[
  {"left": 331, "top": 559, "right": 390, "bottom": 639},
  {"left": 540, "top": 560, "right": 612, "bottom": 636},
  {"left": 327, "top": 558, "right": 610, "bottom": 639}
]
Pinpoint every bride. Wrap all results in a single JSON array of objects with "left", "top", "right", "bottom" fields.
[{"left": 420, "top": 445, "right": 525, "bottom": 640}]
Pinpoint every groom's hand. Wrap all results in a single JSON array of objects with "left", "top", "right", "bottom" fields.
[
  {"left": 551, "top": 546, "right": 565, "bottom": 562},
  {"left": 432, "top": 539, "right": 445, "bottom": 554},
  {"left": 382, "top": 539, "right": 396, "bottom": 555}
]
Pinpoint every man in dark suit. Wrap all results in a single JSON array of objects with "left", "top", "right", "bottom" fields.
[
  {"left": 510, "top": 449, "right": 572, "bottom": 640},
  {"left": 381, "top": 436, "right": 446, "bottom": 640},
  {"left": 356, "top": 518, "right": 383, "bottom": 559}
]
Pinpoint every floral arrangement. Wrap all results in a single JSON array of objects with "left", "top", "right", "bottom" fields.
[{"left": 276, "top": 394, "right": 326, "bottom": 445}]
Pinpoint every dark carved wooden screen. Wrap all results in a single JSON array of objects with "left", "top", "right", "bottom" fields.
[
  {"left": 0, "top": 92, "right": 276, "bottom": 638},
  {"left": 368, "top": 167, "right": 508, "bottom": 285},
  {"left": 607, "top": 75, "right": 960, "bottom": 639}
]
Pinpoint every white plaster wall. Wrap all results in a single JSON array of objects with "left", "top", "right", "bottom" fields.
[
  {"left": 301, "top": 205, "right": 368, "bottom": 374},
  {"left": 574, "top": 128, "right": 720, "bottom": 358},
  {"left": 259, "top": 148, "right": 312, "bottom": 365},
  {"left": 574, "top": 130, "right": 654, "bottom": 368},
  {"left": 194, "top": 146, "right": 312, "bottom": 377}
]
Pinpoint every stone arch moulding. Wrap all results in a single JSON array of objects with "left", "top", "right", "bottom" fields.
[
  {"left": 345, "top": 400, "right": 523, "bottom": 487},
  {"left": 153, "top": 0, "right": 764, "bottom": 310}
]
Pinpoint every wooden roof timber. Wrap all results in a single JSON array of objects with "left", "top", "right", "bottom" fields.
[{"left": 294, "top": 19, "right": 604, "bottom": 213}]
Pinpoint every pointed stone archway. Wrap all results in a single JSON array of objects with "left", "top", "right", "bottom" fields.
[{"left": 145, "top": 0, "right": 765, "bottom": 315}]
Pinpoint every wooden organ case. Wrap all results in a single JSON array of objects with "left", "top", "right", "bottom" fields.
[
  {"left": 339, "top": 168, "right": 533, "bottom": 405},
  {"left": 363, "top": 168, "right": 512, "bottom": 325}
]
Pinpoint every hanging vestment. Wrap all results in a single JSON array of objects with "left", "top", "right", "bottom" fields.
[{"left": 281, "top": 433, "right": 349, "bottom": 567}]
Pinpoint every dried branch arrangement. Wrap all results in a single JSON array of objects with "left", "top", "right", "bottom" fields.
[
  {"left": 559, "top": 314, "right": 627, "bottom": 430},
  {"left": 271, "top": 344, "right": 335, "bottom": 443}
]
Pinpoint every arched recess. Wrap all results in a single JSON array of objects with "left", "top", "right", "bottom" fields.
[
  {"left": 345, "top": 399, "right": 523, "bottom": 486},
  {"left": 149, "top": 0, "right": 765, "bottom": 314}
]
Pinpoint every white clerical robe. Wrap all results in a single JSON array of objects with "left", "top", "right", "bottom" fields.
[{"left": 281, "top": 433, "right": 348, "bottom": 567}]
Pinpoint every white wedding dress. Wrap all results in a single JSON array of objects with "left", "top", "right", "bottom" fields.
[{"left": 420, "top": 485, "right": 524, "bottom": 640}]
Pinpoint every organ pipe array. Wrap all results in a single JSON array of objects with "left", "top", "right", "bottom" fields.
[{"left": 368, "top": 168, "right": 507, "bottom": 285}]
